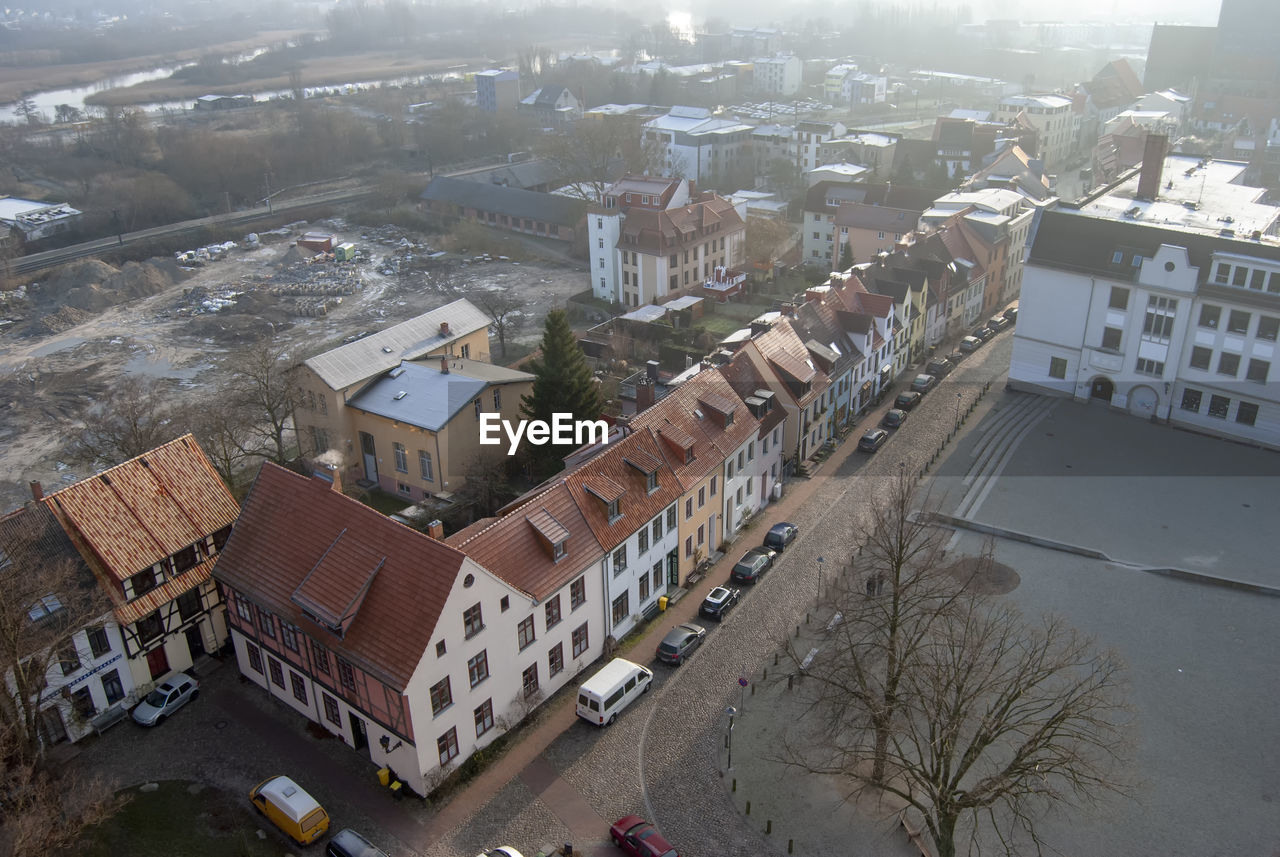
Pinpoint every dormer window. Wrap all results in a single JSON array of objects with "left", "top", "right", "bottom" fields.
[
  {"left": 607, "top": 499, "right": 621, "bottom": 522},
  {"left": 553, "top": 540, "right": 567, "bottom": 561},
  {"left": 684, "top": 447, "right": 695, "bottom": 464},
  {"left": 646, "top": 471, "right": 659, "bottom": 493}
]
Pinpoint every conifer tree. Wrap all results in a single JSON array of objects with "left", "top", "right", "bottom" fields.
[
  {"left": 838, "top": 241, "right": 854, "bottom": 271},
  {"left": 520, "top": 310, "right": 603, "bottom": 479}
]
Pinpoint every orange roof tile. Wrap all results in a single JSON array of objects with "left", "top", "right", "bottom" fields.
[
  {"left": 565, "top": 430, "right": 683, "bottom": 551},
  {"left": 213, "top": 464, "right": 467, "bottom": 690},
  {"left": 46, "top": 435, "right": 239, "bottom": 581},
  {"left": 581, "top": 473, "right": 626, "bottom": 503}
]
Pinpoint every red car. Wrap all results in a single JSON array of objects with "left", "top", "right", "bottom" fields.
[{"left": 610, "top": 815, "right": 679, "bottom": 857}]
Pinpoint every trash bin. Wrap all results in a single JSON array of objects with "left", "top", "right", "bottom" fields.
[
  {"left": 377, "top": 767, "right": 390, "bottom": 787},
  {"left": 658, "top": 595, "right": 669, "bottom": 611}
]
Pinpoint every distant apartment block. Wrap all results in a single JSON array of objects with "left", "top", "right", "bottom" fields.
[
  {"left": 643, "top": 106, "right": 754, "bottom": 188},
  {"left": 752, "top": 54, "right": 802, "bottom": 96},
  {"left": 475, "top": 69, "right": 520, "bottom": 113}
]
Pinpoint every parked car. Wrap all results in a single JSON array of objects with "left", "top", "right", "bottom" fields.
[
  {"left": 858, "top": 428, "right": 889, "bottom": 452},
  {"left": 250, "top": 776, "right": 330, "bottom": 846},
  {"left": 611, "top": 815, "right": 680, "bottom": 857},
  {"left": 894, "top": 391, "right": 922, "bottom": 410},
  {"left": 958, "top": 336, "right": 982, "bottom": 353},
  {"left": 730, "top": 546, "right": 776, "bottom": 583},
  {"left": 987, "top": 315, "right": 1010, "bottom": 332},
  {"left": 328, "top": 829, "right": 390, "bottom": 857},
  {"left": 1002, "top": 305, "right": 1018, "bottom": 322},
  {"left": 700, "top": 585, "right": 741, "bottom": 621},
  {"left": 656, "top": 623, "right": 707, "bottom": 665},
  {"left": 132, "top": 672, "right": 199, "bottom": 726},
  {"left": 926, "top": 357, "right": 955, "bottom": 378},
  {"left": 475, "top": 849, "right": 525, "bottom": 857},
  {"left": 763, "top": 521, "right": 799, "bottom": 552},
  {"left": 881, "top": 408, "right": 908, "bottom": 429},
  {"left": 972, "top": 325, "right": 995, "bottom": 342},
  {"left": 910, "top": 373, "right": 937, "bottom": 394}
]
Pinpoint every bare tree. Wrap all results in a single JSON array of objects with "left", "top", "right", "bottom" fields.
[
  {"left": 777, "top": 479, "right": 1131, "bottom": 857},
  {"left": 744, "top": 215, "right": 795, "bottom": 267},
  {"left": 535, "top": 117, "right": 663, "bottom": 202},
  {"left": 71, "top": 376, "right": 188, "bottom": 469},
  {"left": 0, "top": 747, "right": 128, "bottom": 857},
  {"left": 181, "top": 399, "right": 259, "bottom": 492},
  {"left": 222, "top": 342, "right": 300, "bottom": 465},
  {"left": 465, "top": 288, "right": 523, "bottom": 360}
]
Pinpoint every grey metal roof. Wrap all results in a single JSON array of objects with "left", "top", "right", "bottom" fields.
[
  {"left": 422, "top": 175, "right": 587, "bottom": 227},
  {"left": 346, "top": 359, "right": 533, "bottom": 431},
  {"left": 303, "top": 299, "right": 491, "bottom": 391}
]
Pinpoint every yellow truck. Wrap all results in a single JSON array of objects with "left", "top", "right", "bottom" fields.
[{"left": 250, "top": 775, "right": 330, "bottom": 845}]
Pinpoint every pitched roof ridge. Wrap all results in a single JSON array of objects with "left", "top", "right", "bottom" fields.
[{"left": 451, "top": 480, "right": 567, "bottom": 548}]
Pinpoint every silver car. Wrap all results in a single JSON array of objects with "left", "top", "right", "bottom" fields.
[
  {"left": 131, "top": 671, "right": 199, "bottom": 726},
  {"left": 656, "top": 623, "right": 707, "bottom": 665}
]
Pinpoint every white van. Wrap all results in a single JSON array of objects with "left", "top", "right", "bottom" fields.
[{"left": 576, "top": 657, "right": 653, "bottom": 726}]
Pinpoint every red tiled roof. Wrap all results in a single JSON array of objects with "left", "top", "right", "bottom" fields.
[
  {"left": 447, "top": 482, "right": 604, "bottom": 600},
  {"left": 213, "top": 464, "right": 467, "bottom": 690},
  {"left": 622, "top": 448, "right": 663, "bottom": 475},
  {"left": 46, "top": 434, "right": 239, "bottom": 582},
  {"left": 564, "top": 430, "right": 683, "bottom": 551},
  {"left": 581, "top": 473, "right": 626, "bottom": 503},
  {"left": 114, "top": 559, "right": 214, "bottom": 626},
  {"left": 617, "top": 195, "right": 745, "bottom": 255}
]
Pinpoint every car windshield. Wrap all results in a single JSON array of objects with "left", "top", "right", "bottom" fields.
[
  {"left": 144, "top": 688, "right": 170, "bottom": 707},
  {"left": 658, "top": 642, "right": 678, "bottom": 654}
]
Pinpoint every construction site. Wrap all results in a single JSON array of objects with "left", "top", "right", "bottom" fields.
[{"left": 0, "top": 219, "right": 589, "bottom": 512}]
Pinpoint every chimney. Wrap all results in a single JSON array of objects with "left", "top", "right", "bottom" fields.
[
  {"left": 312, "top": 462, "right": 343, "bottom": 494},
  {"left": 441, "top": 356, "right": 449, "bottom": 375},
  {"left": 1136, "top": 134, "right": 1168, "bottom": 201},
  {"left": 426, "top": 519, "right": 445, "bottom": 540},
  {"left": 645, "top": 360, "right": 660, "bottom": 383},
  {"left": 636, "top": 380, "right": 655, "bottom": 412},
  {"left": 440, "top": 321, "right": 451, "bottom": 336},
  {"left": 29, "top": 480, "right": 43, "bottom": 500}
]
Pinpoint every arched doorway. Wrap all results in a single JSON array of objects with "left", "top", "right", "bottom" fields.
[
  {"left": 1128, "top": 385, "right": 1158, "bottom": 418},
  {"left": 1089, "top": 376, "right": 1115, "bottom": 403}
]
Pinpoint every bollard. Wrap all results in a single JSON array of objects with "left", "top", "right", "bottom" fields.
[
  {"left": 763, "top": 667, "right": 767, "bottom": 680},
  {"left": 805, "top": 612, "right": 810, "bottom": 625},
  {"left": 789, "top": 840, "right": 794, "bottom": 854},
  {"left": 766, "top": 820, "right": 772, "bottom": 835},
  {"left": 787, "top": 674, "right": 793, "bottom": 690},
  {"left": 733, "top": 778, "right": 737, "bottom": 792},
  {"left": 795, "top": 624, "right": 800, "bottom": 638},
  {"left": 774, "top": 652, "right": 779, "bottom": 666},
  {"left": 746, "top": 801, "right": 751, "bottom": 815},
  {"left": 751, "top": 683, "right": 755, "bottom": 696}
]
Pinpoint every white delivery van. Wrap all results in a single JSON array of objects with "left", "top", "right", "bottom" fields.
[{"left": 576, "top": 657, "right": 653, "bottom": 726}]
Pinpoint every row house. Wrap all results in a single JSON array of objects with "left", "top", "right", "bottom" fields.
[
  {"left": 590, "top": 180, "right": 747, "bottom": 308},
  {"left": 43, "top": 435, "right": 239, "bottom": 690},
  {"left": 0, "top": 502, "right": 136, "bottom": 747},
  {"left": 815, "top": 269, "right": 901, "bottom": 403},
  {"left": 339, "top": 357, "right": 533, "bottom": 502},
  {"left": 824, "top": 181, "right": 944, "bottom": 268},
  {"left": 920, "top": 188, "right": 1034, "bottom": 314},
  {"left": 628, "top": 369, "right": 762, "bottom": 572},
  {"left": 932, "top": 114, "right": 1039, "bottom": 179},
  {"left": 293, "top": 299, "right": 492, "bottom": 484},
  {"left": 913, "top": 227, "right": 989, "bottom": 342},
  {"left": 858, "top": 261, "right": 929, "bottom": 369},
  {"left": 215, "top": 463, "right": 605, "bottom": 796},
  {"left": 995, "top": 94, "right": 1075, "bottom": 171}
]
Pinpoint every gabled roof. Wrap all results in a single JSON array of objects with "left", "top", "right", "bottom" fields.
[
  {"left": 834, "top": 202, "right": 922, "bottom": 231},
  {"left": 745, "top": 317, "right": 831, "bottom": 404},
  {"left": 214, "top": 464, "right": 469, "bottom": 690},
  {"left": 346, "top": 359, "right": 532, "bottom": 431},
  {"left": 422, "top": 175, "right": 587, "bottom": 228},
  {"left": 0, "top": 502, "right": 99, "bottom": 604},
  {"left": 46, "top": 435, "right": 238, "bottom": 582},
  {"left": 563, "top": 430, "right": 683, "bottom": 551},
  {"left": 447, "top": 482, "right": 604, "bottom": 601},
  {"left": 618, "top": 194, "right": 744, "bottom": 256},
  {"left": 303, "top": 299, "right": 491, "bottom": 391}
]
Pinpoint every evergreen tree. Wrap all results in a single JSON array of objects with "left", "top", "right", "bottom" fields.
[
  {"left": 520, "top": 310, "right": 604, "bottom": 479},
  {"left": 838, "top": 241, "right": 854, "bottom": 271}
]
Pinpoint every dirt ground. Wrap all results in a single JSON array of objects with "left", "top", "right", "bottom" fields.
[{"left": 0, "top": 218, "right": 587, "bottom": 513}]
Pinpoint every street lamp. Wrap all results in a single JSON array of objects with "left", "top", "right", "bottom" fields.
[
  {"left": 725, "top": 706, "right": 737, "bottom": 771},
  {"left": 816, "top": 555, "right": 825, "bottom": 603},
  {"left": 955, "top": 392, "right": 962, "bottom": 432}
]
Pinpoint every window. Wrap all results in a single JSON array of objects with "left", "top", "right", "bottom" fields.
[
  {"left": 1180, "top": 388, "right": 1202, "bottom": 412},
  {"left": 1236, "top": 401, "right": 1259, "bottom": 426},
  {"left": 255, "top": 606, "right": 275, "bottom": 638},
  {"left": 136, "top": 611, "right": 163, "bottom": 644},
  {"left": 70, "top": 687, "right": 95, "bottom": 719},
  {"left": 639, "top": 572, "right": 650, "bottom": 602},
  {"left": 1101, "top": 327, "right": 1122, "bottom": 350},
  {"left": 646, "top": 471, "right": 658, "bottom": 493},
  {"left": 1232, "top": 267, "right": 1248, "bottom": 286},
  {"left": 1108, "top": 286, "right": 1129, "bottom": 309},
  {"left": 500, "top": 595, "right": 510, "bottom": 612},
  {"left": 698, "top": 486, "right": 705, "bottom": 507},
  {"left": 522, "top": 664, "right": 540, "bottom": 699},
  {"left": 312, "top": 641, "right": 330, "bottom": 674},
  {"left": 552, "top": 539, "right": 566, "bottom": 561},
  {"left": 246, "top": 643, "right": 263, "bottom": 674},
  {"left": 464, "top": 603, "right": 483, "bottom": 639},
  {"left": 393, "top": 442, "right": 408, "bottom": 473},
  {"left": 268, "top": 657, "right": 285, "bottom": 688},
  {"left": 323, "top": 694, "right": 341, "bottom": 725},
  {"left": 438, "top": 728, "right": 459, "bottom": 766},
  {"left": 58, "top": 645, "right": 78, "bottom": 675},
  {"left": 613, "top": 545, "right": 627, "bottom": 574},
  {"left": 1257, "top": 316, "right": 1279, "bottom": 341},
  {"left": 337, "top": 658, "right": 356, "bottom": 691},
  {"left": 1143, "top": 296, "right": 1177, "bottom": 341},
  {"left": 235, "top": 596, "right": 253, "bottom": 623},
  {"left": 1198, "top": 305, "right": 1221, "bottom": 329},
  {"left": 1049, "top": 357, "right": 1067, "bottom": 379},
  {"left": 545, "top": 595, "right": 562, "bottom": 629},
  {"left": 1135, "top": 358, "right": 1164, "bottom": 376},
  {"left": 130, "top": 568, "right": 158, "bottom": 600},
  {"left": 1246, "top": 359, "right": 1270, "bottom": 383},
  {"left": 697, "top": 524, "right": 705, "bottom": 545},
  {"left": 86, "top": 626, "right": 110, "bottom": 659},
  {"left": 474, "top": 399, "right": 482, "bottom": 419},
  {"left": 176, "top": 587, "right": 201, "bottom": 622},
  {"left": 1250, "top": 269, "right": 1266, "bottom": 290},
  {"left": 653, "top": 563, "right": 662, "bottom": 592},
  {"left": 474, "top": 699, "right": 494, "bottom": 737},
  {"left": 1227, "top": 310, "right": 1251, "bottom": 334},
  {"left": 685, "top": 498, "right": 693, "bottom": 519},
  {"left": 467, "top": 651, "right": 489, "bottom": 687},
  {"left": 1214, "top": 263, "right": 1230, "bottom": 283},
  {"left": 612, "top": 592, "right": 629, "bottom": 627},
  {"left": 172, "top": 545, "right": 199, "bottom": 575},
  {"left": 419, "top": 451, "right": 433, "bottom": 481},
  {"left": 1218, "top": 353, "right": 1240, "bottom": 376},
  {"left": 101, "top": 669, "right": 124, "bottom": 704},
  {"left": 518, "top": 616, "right": 536, "bottom": 650},
  {"left": 685, "top": 536, "right": 693, "bottom": 557},
  {"left": 726, "top": 459, "right": 734, "bottom": 479},
  {"left": 652, "top": 517, "right": 662, "bottom": 543},
  {"left": 570, "top": 577, "right": 586, "bottom": 610},
  {"left": 1189, "top": 346, "right": 1212, "bottom": 370},
  {"left": 430, "top": 677, "right": 452, "bottom": 715},
  {"left": 572, "top": 622, "right": 589, "bottom": 658},
  {"left": 1207, "top": 394, "right": 1230, "bottom": 419},
  {"left": 638, "top": 527, "right": 649, "bottom": 554},
  {"left": 666, "top": 505, "right": 677, "bottom": 529},
  {"left": 549, "top": 642, "right": 564, "bottom": 677},
  {"left": 290, "top": 672, "right": 307, "bottom": 705},
  {"left": 606, "top": 499, "right": 621, "bottom": 522}
]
